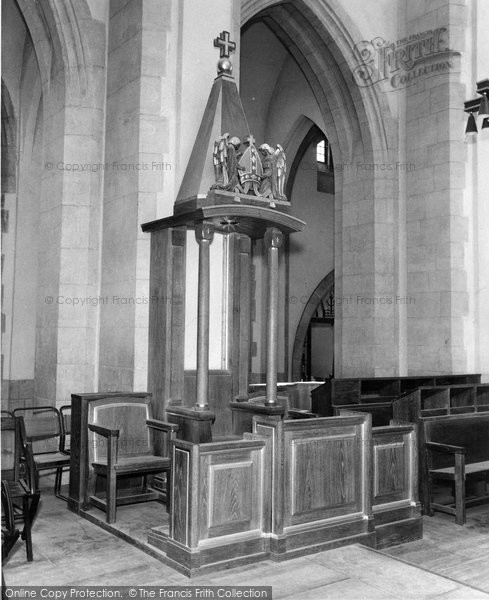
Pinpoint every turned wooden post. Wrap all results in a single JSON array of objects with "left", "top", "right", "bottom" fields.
[
  {"left": 195, "top": 222, "right": 215, "bottom": 410},
  {"left": 264, "top": 227, "right": 283, "bottom": 406}
]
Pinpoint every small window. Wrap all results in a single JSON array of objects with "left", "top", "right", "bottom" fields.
[
  {"left": 316, "top": 139, "right": 334, "bottom": 194},
  {"left": 316, "top": 140, "right": 326, "bottom": 163}
]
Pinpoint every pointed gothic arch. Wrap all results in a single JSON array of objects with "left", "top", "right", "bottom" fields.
[
  {"left": 291, "top": 270, "right": 335, "bottom": 380},
  {"left": 242, "top": 0, "right": 401, "bottom": 377}
]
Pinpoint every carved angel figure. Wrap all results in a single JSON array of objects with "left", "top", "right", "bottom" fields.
[
  {"left": 275, "top": 144, "right": 287, "bottom": 200},
  {"left": 211, "top": 134, "right": 242, "bottom": 192},
  {"left": 258, "top": 143, "right": 287, "bottom": 201},
  {"left": 258, "top": 144, "right": 275, "bottom": 199}
]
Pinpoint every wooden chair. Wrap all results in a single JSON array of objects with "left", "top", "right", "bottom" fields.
[
  {"left": 13, "top": 407, "right": 70, "bottom": 500},
  {"left": 1, "top": 416, "right": 40, "bottom": 561},
  {"left": 87, "top": 396, "right": 179, "bottom": 524}
]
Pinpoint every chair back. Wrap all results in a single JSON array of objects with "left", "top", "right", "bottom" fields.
[
  {"left": 13, "top": 407, "right": 63, "bottom": 455},
  {"left": 1, "top": 416, "right": 37, "bottom": 494},
  {"left": 88, "top": 396, "right": 154, "bottom": 464},
  {"left": 1, "top": 416, "right": 21, "bottom": 481},
  {"left": 423, "top": 413, "right": 489, "bottom": 468},
  {"left": 60, "top": 405, "right": 71, "bottom": 452}
]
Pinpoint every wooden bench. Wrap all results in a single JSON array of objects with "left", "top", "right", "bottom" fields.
[{"left": 422, "top": 413, "right": 489, "bottom": 525}]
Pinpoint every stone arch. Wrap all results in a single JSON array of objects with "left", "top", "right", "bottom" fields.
[
  {"left": 283, "top": 117, "right": 326, "bottom": 201},
  {"left": 8, "top": 0, "right": 107, "bottom": 404},
  {"left": 1, "top": 80, "right": 17, "bottom": 193},
  {"left": 291, "top": 270, "right": 335, "bottom": 380},
  {"left": 15, "top": 0, "right": 97, "bottom": 96},
  {"left": 242, "top": 0, "right": 400, "bottom": 376},
  {"left": 241, "top": 0, "right": 395, "bottom": 162}
]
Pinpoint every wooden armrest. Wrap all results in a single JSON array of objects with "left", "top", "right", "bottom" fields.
[
  {"left": 146, "top": 419, "right": 179, "bottom": 433},
  {"left": 426, "top": 441, "right": 465, "bottom": 454},
  {"left": 88, "top": 423, "right": 120, "bottom": 438}
]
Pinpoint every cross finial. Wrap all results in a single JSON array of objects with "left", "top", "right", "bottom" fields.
[
  {"left": 214, "top": 31, "right": 236, "bottom": 59},
  {"left": 245, "top": 134, "right": 256, "bottom": 146}
]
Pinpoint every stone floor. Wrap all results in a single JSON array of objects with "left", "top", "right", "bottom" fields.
[{"left": 3, "top": 475, "right": 489, "bottom": 599}]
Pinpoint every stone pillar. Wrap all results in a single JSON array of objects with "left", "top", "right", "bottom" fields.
[
  {"left": 264, "top": 227, "right": 283, "bottom": 405},
  {"left": 99, "top": 0, "right": 169, "bottom": 391}
]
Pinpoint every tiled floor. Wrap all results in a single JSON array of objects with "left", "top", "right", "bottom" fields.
[{"left": 4, "top": 476, "right": 489, "bottom": 599}]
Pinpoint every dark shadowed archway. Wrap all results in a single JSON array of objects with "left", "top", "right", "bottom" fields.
[{"left": 291, "top": 270, "right": 334, "bottom": 380}]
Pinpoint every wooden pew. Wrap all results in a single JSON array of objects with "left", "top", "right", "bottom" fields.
[
  {"left": 312, "top": 375, "right": 482, "bottom": 425},
  {"left": 422, "top": 413, "right": 489, "bottom": 525},
  {"left": 393, "top": 383, "right": 489, "bottom": 511}
]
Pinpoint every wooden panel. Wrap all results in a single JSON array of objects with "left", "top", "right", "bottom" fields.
[
  {"left": 334, "top": 403, "right": 392, "bottom": 426},
  {"left": 310, "top": 380, "right": 332, "bottom": 416},
  {"left": 374, "top": 443, "right": 407, "bottom": 501},
  {"left": 171, "top": 445, "right": 191, "bottom": 546},
  {"left": 170, "top": 438, "right": 265, "bottom": 553},
  {"left": 399, "top": 377, "right": 435, "bottom": 394},
  {"left": 393, "top": 391, "right": 420, "bottom": 424},
  {"left": 184, "top": 370, "right": 232, "bottom": 436},
  {"left": 209, "top": 461, "right": 253, "bottom": 534},
  {"left": 228, "top": 233, "right": 252, "bottom": 400},
  {"left": 253, "top": 416, "right": 282, "bottom": 534},
  {"left": 282, "top": 416, "right": 369, "bottom": 527},
  {"left": 449, "top": 385, "right": 475, "bottom": 408},
  {"left": 422, "top": 388, "right": 449, "bottom": 410},
  {"left": 434, "top": 374, "right": 481, "bottom": 385},
  {"left": 332, "top": 380, "right": 360, "bottom": 404},
  {"left": 475, "top": 384, "right": 489, "bottom": 407},
  {"left": 360, "top": 378, "right": 399, "bottom": 398},
  {"left": 203, "top": 444, "right": 263, "bottom": 539},
  {"left": 290, "top": 435, "right": 357, "bottom": 517},
  {"left": 373, "top": 426, "right": 417, "bottom": 508}
]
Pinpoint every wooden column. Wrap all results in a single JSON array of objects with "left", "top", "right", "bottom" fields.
[
  {"left": 238, "top": 235, "right": 252, "bottom": 398},
  {"left": 264, "top": 227, "right": 283, "bottom": 406},
  {"left": 148, "top": 227, "right": 186, "bottom": 417},
  {"left": 228, "top": 233, "right": 252, "bottom": 400},
  {"left": 195, "top": 222, "right": 214, "bottom": 410}
]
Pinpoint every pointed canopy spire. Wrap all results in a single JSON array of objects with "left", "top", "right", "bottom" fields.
[{"left": 176, "top": 32, "right": 251, "bottom": 205}]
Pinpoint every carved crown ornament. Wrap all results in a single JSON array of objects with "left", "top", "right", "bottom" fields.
[
  {"left": 159, "top": 31, "right": 304, "bottom": 240},
  {"left": 209, "top": 32, "right": 288, "bottom": 208}
]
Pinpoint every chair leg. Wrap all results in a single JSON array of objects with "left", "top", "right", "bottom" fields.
[
  {"left": 21, "top": 495, "right": 33, "bottom": 562},
  {"left": 107, "top": 470, "right": 117, "bottom": 524},
  {"left": 54, "top": 467, "right": 69, "bottom": 501},
  {"left": 28, "top": 493, "right": 40, "bottom": 528},
  {"left": 54, "top": 467, "right": 62, "bottom": 496}
]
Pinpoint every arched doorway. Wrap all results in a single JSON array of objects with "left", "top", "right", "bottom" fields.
[{"left": 291, "top": 270, "right": 335, "bottom": 381}]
